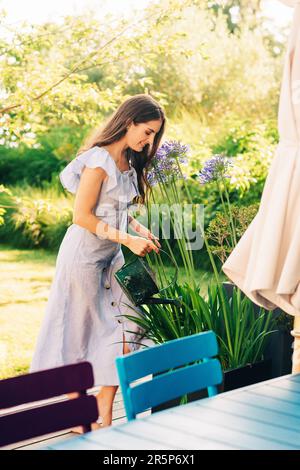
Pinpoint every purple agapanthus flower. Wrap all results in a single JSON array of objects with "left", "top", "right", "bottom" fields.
[
  {"left": 198, "top": 154, "right": 233, "bottom": 184},
  {"left": 147, "top": 140, "right": 189, "bottom": 186}
]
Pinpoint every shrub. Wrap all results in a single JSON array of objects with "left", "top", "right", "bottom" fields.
[
  {"left": 206, "top": 203, "right": 260, "bottom": 264},
  {"left": 0, "top": 146, "right": 65, "bottom": 187},
  {"left": 0, "top": 185, "right": 72, "bottom": 250}
]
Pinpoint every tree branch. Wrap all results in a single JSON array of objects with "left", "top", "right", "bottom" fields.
[{"left": 0, "top": 7, "right": 168, "bottom": 115}]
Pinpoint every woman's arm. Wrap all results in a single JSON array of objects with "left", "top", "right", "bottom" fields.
[
  {"left": 128, "top": 215, "right": 161, "bottom": 248},
  {"left": 72, "top": 167, "right": 159, "bottom": 255}
]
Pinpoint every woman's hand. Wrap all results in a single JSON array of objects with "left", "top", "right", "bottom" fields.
[
  {"left": 126, "top": 235, "right": 160, "bottom": 257},
  {"left": 146, "top": 231, "right": 161, "bottom": 249},
  {"left": 128, "top": 216, "right": 161, "bottom": 249}
]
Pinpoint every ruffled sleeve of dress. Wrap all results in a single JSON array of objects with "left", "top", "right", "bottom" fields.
[{"left": 59, "top": 146, "right": 118, "bottom": 195}]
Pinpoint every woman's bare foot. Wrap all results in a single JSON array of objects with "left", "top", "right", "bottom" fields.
[
  {"left": 96, "top": 394, "right": 113, "bottom": 427},
  {"left": 95, "top": 384, "right": 121, "bottom": 427},
  {"left": 71, "top": 421, "right": 102, "bottom": 434}
]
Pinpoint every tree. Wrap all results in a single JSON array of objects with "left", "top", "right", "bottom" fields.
[{"left": 0, "top": 0, "right": 196, "bottom": 143}]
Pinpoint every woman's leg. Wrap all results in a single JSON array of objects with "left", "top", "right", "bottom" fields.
[
  {"left": 69, "top": 333, "right": 131, "bottom": 432},
  {"left": 95, "top": 385, "right": 118, "bottom": 427},
  {"left": 96, "top": 333, "right": 131, "bottom": 427}
]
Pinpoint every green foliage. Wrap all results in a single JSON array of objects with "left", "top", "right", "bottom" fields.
[
  {"left": 204, "top": 283, "right": 276, "bottom": 370},
  {"left": 0, "top": 1, "right": 284, "bottom": 144},
  {"left": 0, "top": 184, "right": 15, "bottom": 225},
  {"left": 181, "top": 118, "right": 277, "bottom": 234},
  {"left": 212, "top": 119, "right": 278, "bottom": 157},
  {"left": 36, "top": 125, "right": 89, "bottom": 161},
  {"left": 210, "top": 120, "right": 277, "bottom": 200},
  {"left": 0, "top": 185, "right": 72, "bottom": 250},
  {"left": 206, "top": 203, "right": 259, "bottom": 264},
  {"left": 0, "top": 146, "right": 65, "bottom": 186},
  {"left": 0, "top": 0, "right": 201, "bottom": 140}
]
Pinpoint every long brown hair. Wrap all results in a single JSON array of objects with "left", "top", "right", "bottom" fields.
[{"left": 78, "top": 94, "right": 166, "bottom": 204}]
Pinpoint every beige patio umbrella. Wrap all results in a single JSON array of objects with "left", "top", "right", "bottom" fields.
[{"left": 222, "top": 0, "right": 300, "bottom": 373}]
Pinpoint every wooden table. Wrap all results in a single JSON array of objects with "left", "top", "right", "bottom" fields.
[{"left": 43, "top": 373, "right": 300, "bottom": 450}]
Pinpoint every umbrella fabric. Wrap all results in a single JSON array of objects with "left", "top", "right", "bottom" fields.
[{"left": 222, "top": 1, "right": 300, "bottom": 317}]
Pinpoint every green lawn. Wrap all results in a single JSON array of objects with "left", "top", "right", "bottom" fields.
[
  {"left": 0, "top": 245, "right": 56, "bottom": 379},
  {"left": 0, "top": 244, "right": 221, "bottom": 380}
]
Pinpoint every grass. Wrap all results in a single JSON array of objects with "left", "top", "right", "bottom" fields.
[
  {"left": 0, "top": 243, "right": 221, "bottom": 380},
  {"left": 0, "top": 244, "right": 56, "bottom": 379}
]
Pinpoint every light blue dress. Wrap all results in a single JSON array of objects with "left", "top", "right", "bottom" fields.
[{"left": 29, "top": 146, "right": 153, "bottom": 386}]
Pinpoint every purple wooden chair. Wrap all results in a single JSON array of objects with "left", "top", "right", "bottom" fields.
[{"left": 0, "top": 362, "right": 99, "bottom": 447}]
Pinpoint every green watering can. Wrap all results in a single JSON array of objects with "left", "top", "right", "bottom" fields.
[{"left": 114, "top": 249, "right": 182, "bottom": 308}]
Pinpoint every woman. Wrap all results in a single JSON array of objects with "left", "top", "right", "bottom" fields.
[{"left": 30, "top": 94, "right": 165, "bottom": 430}]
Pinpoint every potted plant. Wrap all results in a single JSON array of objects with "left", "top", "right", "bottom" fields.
[
  {"left": 222, "top": 281, "right": 293, "bottom": 379},
  {"left": 206, "top": 198, "right": 294, "bottom": 380},
  {"left": 200, "top": 154, "right": 293, "bottom": 380},
  {"left": 122, "top": 280, "right": 276, "bottom": 412}
]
